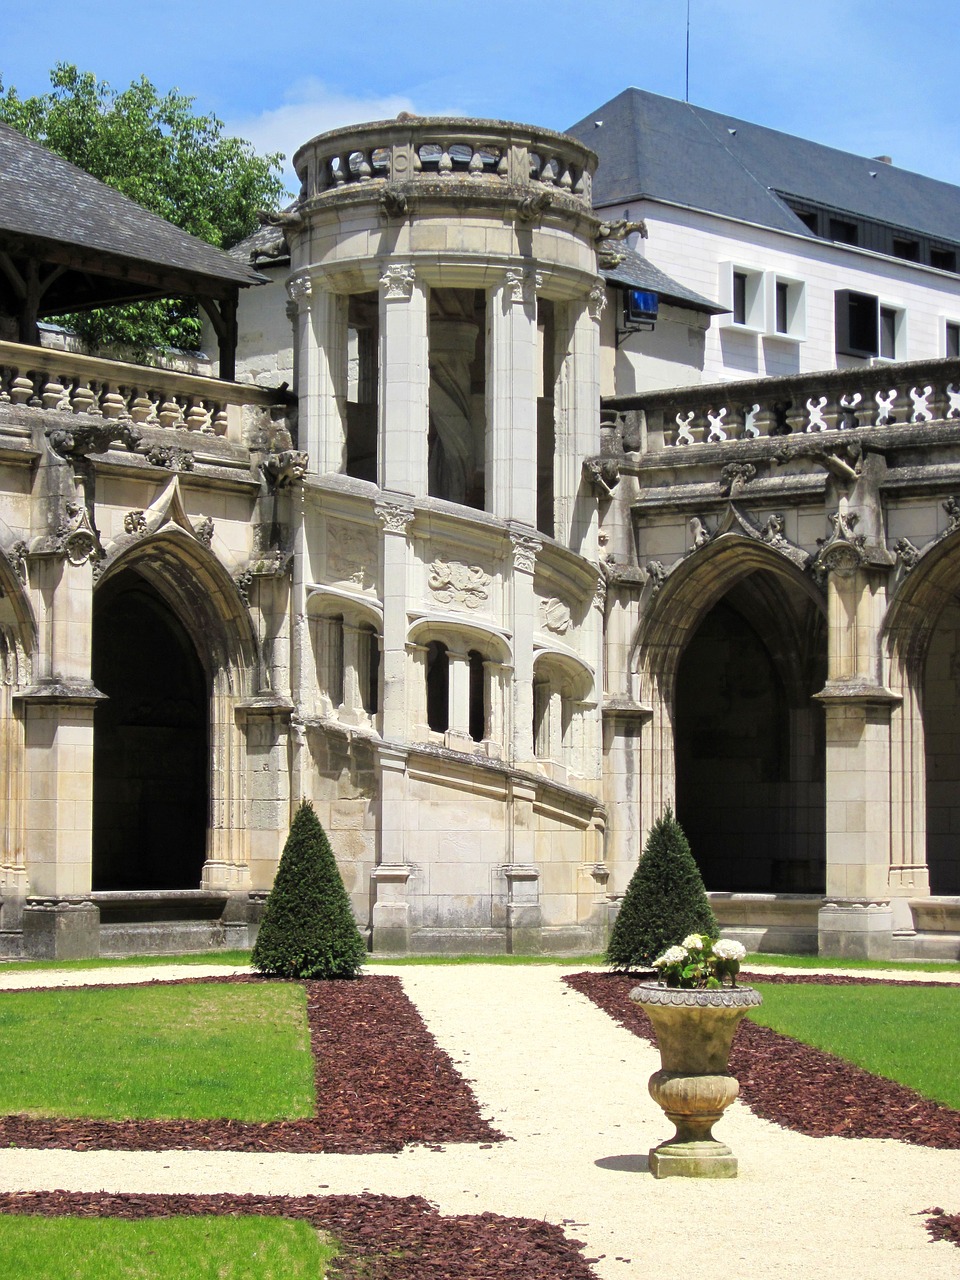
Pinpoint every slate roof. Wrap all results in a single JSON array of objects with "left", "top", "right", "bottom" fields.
[
  {"left": 567, "top": 89, "right": 960, "bottom": 245},
  {"left": 598, "top": 242, "right": 726, "bottom": 314},
  {"left": 0, "top": 122, "right": 264, "bottom": 288}
]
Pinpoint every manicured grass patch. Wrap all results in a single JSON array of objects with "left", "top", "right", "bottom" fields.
[
  {"left": 749, "top": 982, "right": 960, "bottom": 1109},
  {"left": 0, "top": 1215, "right": 336, "bottom": 1280},
  {"left": 0, "top": 983, "right": 313, "bottom": 1121},
  {"left": 745, "top": 952, "right": 960, "bottom": 974},
  {"left": 0, "top": 951, "right": 253, "bottom": 973}
]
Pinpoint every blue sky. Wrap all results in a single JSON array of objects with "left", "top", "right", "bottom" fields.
[{"left": 5, "top": 0, "right": 959, "bottom": 195}]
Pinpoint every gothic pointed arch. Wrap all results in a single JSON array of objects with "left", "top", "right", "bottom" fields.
[
  {"left": 633, "top": 534, "right": 827, "bottom": 891},
  {"left": 93, "top": 530, "right": 259, "bottom": 892},
  {"left": 883, "top": 525, "right": 960, "bottom": 895}
]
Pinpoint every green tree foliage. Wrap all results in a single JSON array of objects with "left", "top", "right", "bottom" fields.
[
  {"left": 252, "top": 801, "right": 366, "bottom": 980},
  {"left": 0, "top": 63, "right": 284, "bottom": 355},
  {"left": 605, "top": 807, "right": 718, "bottom": 971}
]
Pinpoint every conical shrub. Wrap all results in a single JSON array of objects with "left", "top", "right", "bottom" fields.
[
  {"left": 252, "top": 800, "right": 366, "bottom": 979},
  {"left": 605, "top": 807, "right": 718, "bottom": 970}
]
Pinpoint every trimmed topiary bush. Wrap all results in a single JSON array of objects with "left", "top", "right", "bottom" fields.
[
  {"left": 252, "top": 800, "right": 366, "bottom": 979},
  {"left": 605, "top": 807, "right": 718, "bottom": 971}
]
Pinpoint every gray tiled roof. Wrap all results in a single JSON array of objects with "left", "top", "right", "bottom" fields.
[
  {"left": 0, "top": 122, "right": 264, "bottom": 287},
  {"left": 599, "top": 242, "right": 726, "bottom": 314},
  {"left": 568, "top": 89, "right": 960, "bottom": 244}
]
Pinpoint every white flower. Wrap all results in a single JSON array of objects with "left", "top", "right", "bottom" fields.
[
  {"left": 680, "top": 934, "right": 704, "bottom": 951},
  {"left": 652, "top": 945, "right": 688, "bottom": 967},
  {"left": 713, "top": 939, "right": 746, "bottom": 961}
]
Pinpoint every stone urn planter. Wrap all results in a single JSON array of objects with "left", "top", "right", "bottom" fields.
[{"left": 629, "top": 981, "right": 762, "bottom": 1179}]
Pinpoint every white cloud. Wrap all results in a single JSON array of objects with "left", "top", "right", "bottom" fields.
[{"left": 227, "top": 78, "right": 464, "bottom": 193}]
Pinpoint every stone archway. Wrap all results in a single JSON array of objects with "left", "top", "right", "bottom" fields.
[
  {"left": 884, "top": 529, "right": 960, "bottom": 896},
  {"left": 634, "top": 537, "right": 827, "bottom": 890},
  {"left": 674, "top": 590, "right": 825, "bottom": 892},
  {"left": 92, "top": 570, "right": 208, "bottom": 890},
  {"left": 94, "top": 530, "right": 259, "bottom": 892}
]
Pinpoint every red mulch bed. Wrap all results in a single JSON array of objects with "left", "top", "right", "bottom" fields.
[
  {"left": 0, "top": 975, "right": 502, "bottom": 1153},
  {"left": 0, "top": 1191, "right": 599, "bottom": 1280},
  {"left": 923, "top": 1208, "right": 960, "bottom": 1250},
  {"left": 563, "top": 970, "right": 960, "bottom": 1148}
]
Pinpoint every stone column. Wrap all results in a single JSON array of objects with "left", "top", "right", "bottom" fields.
[
  {"left": 508, "top": 525, "right": 542, "bottom": 765},
  {"left": 553, "top": 286, "right": 602, "bottom": 555},
  {"left": 378, "top": 263, "right": 429, "bottom": 497},
  {"left": 376, "top": 496, "right": 415, "bottom": 741},
  {"left": 814, "top": 540, "right": 898, "bottom": 958},
  {"left": 372, "top": 498, "right": 416, "bottom": 952},
  {"left": 18, "top": 552, "right": 102, "bottom": 932},
  {"left": 372, "top": 746, "right": 414, "bottom": 952},
  {"left": 235, "top": 698, "right": 293, "bottom": 895},
  {"left": 203, "top": 679, "right": 252, "bottom": 892},
  {"left": 487, "top": 268, "right": 539, "bottom": 525},
  {"left": 446, "top": 647, "right": 472, "bottom": 745},
  {"left": 287, "top": 273, "right": 348, "bottom": 476}
]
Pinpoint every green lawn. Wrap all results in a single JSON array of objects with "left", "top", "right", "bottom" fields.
[
  {"left": 749, "top": 981, "right": 960, "bottom": 1109},
  {"left": 0, "top": 983, "right": 314, "bottom": 1121},
  {"left": 0, "top": 1216, "right": 336, "bottom": 1280},
  {"left": 0, "top": 951, "right": 254, "bottom": 973},
  {"left": 745, "top": 952, "right": 960, "bottom": 974}
]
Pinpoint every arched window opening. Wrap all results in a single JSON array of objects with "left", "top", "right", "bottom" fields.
[
  {"left": 428, "top": 288, "right": 486, "bottom": 509},
  {"left": 533, "top": 676, "right": 551, "bottom": 758},
  {"left": 315, "top": 613, "right": 345, "bottom": 712},
  {"left": 93, "top": 574, "right": 207, "bottom": 891},
  {"left": 537, "top": 298, "right": 556, "bottom": 538},
  {"left": 468, "top": 649, "right": 486, "bottom": 742},
  {"left": 360, "top": 623, "right": 380, "bottom": 716},
  {"left": 426, "top": 641, "right": 449, "bottom": 732},
  {"left": 346, "top": 292, "right": 379, "bottom": 482},
  {"left": 674, "top": 595, "right": 825, "bottom": 893},
  {"left": 923, "top": 598, "right": 960, "bottom": 893}
]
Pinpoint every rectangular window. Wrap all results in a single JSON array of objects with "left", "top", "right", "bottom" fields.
[
  {"left": 775, "top": 281, "right": 789, "bottom": 334},
  {"left": 892, "top": 237, "right": 919, "bottom": 262},
  {"left": 947, "top": 322, "right": 960, "bottom": 358},
  {"left": 879, "top": 306, "right": 898, "bottom": 359},
  {"left": 932, "top": 248, "right": 958, "bottom": 273},
  {"left": 830, "top": 218, "right": 858, "bottom": 246},
  {"left": 722, "top": 264, "right": 765, "bottom": 331},
  {"left": 732, "top": 271, "right": 747, "bottom": 325},
  {"left": 835, "top": 290, "right": 878, "bottom": 358}
]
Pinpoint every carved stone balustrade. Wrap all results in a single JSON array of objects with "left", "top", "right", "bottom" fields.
[
  {"left": 611, "top": 357, "right": 960, "bottom": 454},
  {"left": 0, "top": 340, "right": 285, "bottom": 444},
  {"left": 293, "top": 117, "right": 596, "bottom": 213}
]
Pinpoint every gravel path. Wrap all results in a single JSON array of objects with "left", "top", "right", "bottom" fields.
[{"left": 0, "top": 963, "right": 956, "bottom": 1279}]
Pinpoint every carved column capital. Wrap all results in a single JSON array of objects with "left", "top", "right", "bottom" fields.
[
  {"left": 285, "top": 272, "right": 313, "bottom": 307},
  {"left": 588, "top": 280, "right": 607, "bottom": 323},
  {"left": 375, "top": 497, "right": 415, "bottom": 534},
  {"left": 504, "top": 267, "right": 540, "bottom": 306},
  {"left": 509, "top": 525, "right": 542, "bottom": 573},
  {"left": 379, "top": 263, "right": 416, "bottom": 300}
]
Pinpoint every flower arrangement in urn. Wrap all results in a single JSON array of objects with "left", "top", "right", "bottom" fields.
[{"left": 651, "top": 934, "right": 747, "bottom": 989}]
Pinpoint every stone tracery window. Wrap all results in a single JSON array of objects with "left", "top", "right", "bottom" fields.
[
  {"left": 412, "top": 623, "right": 510, "bottom": 753},
  {"left": 531, "top": 652, "right": 593, "bottom": 778}
]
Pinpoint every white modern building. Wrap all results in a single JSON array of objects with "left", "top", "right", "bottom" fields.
[{"left": 567, "top": 89, "right": 960, "bottom": 392}]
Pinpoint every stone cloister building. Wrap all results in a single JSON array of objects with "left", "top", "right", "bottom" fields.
[{"left": 1, "top": 114, "right": 960, "bottom": 960}]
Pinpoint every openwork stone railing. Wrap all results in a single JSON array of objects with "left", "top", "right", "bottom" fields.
[
  {"left": 0, "top": 340, "right": 282, "bottom": 442},
  {"left": 293, "top": 117, "right": 596, "bottom": 209},
  {"left": 614, "top": 358, "right": 960, "bottom": 452}
]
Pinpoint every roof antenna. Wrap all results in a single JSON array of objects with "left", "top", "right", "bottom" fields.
[{"left": 685, "top": 0, "right": 691, "bottom": 102}]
